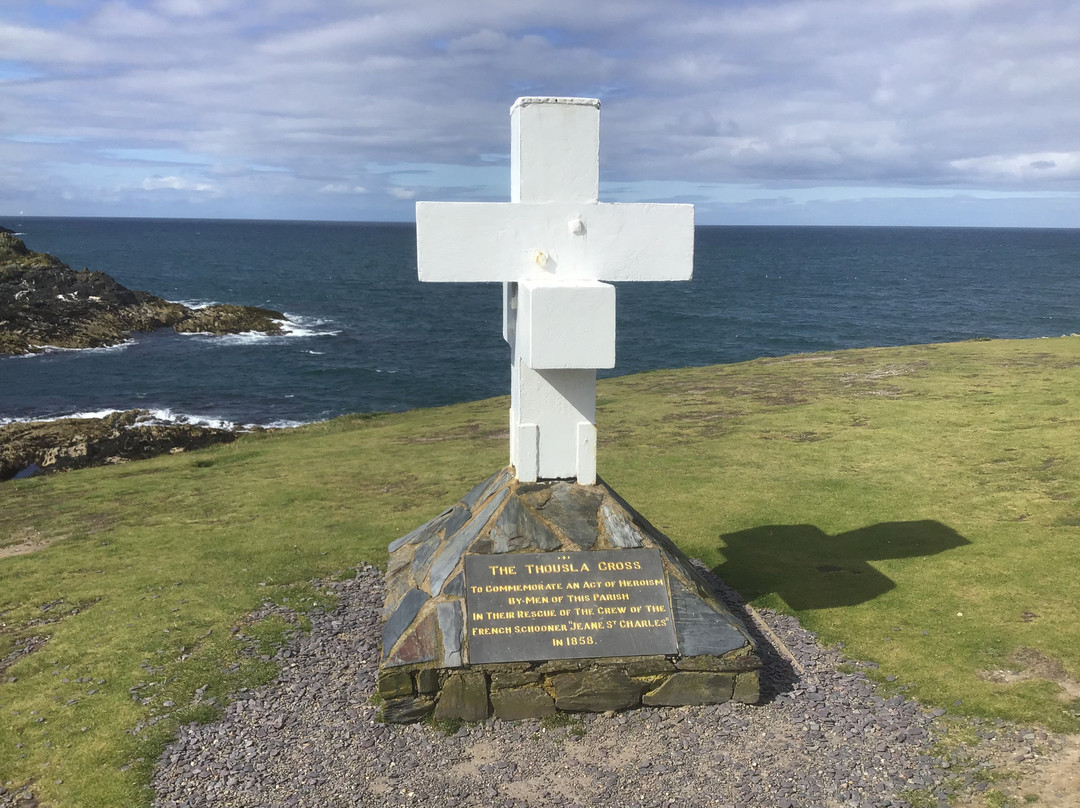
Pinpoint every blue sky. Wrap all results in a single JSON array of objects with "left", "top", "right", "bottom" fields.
[{"left": 1, "top": 0, "right": 1077, "bottom": 226}]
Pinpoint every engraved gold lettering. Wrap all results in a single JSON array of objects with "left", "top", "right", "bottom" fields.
[
  {"left": 523, "top": 562, "right": 592, "bottom": 575},
  {"left": 515, "top": 609, "right": 557, "bottom": 619},
  {"left": 616, "top": 618, "right": 670, "bottom": 629},
  {"left": 597, "top": 560, "right": 643, "bottom": 571}
]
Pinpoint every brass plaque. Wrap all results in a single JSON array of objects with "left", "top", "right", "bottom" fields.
[{"left": 465, "top": 549, "right": 678, "bottom": 663}]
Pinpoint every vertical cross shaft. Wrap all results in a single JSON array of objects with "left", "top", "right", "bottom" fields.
[{"left": 506, "top": 98, "right": 611, "bottom": 484}]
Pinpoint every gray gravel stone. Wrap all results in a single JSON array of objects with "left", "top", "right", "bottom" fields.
[{"left": 144, "top": 561, "right": 1066, "bottom": 808}]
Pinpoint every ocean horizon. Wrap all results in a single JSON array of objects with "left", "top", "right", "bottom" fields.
[{"left": 2, "top": 217, "right": 1077, "bottom": 429}]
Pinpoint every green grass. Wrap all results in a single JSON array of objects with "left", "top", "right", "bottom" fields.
[
  {"left": 2, "top": 337, "right": 1079, "bottom": 806},
  {"left": 539, "top": 710, "right": 586, "bottom": 738},
  {"left": 424, "top": 715, "right": 465, "bottom": 736}
]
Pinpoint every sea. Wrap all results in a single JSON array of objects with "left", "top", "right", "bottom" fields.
[{"left": 1, "top": 218, "right": 1077, "bottom": 429}]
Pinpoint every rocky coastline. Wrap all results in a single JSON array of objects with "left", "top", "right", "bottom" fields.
[
  {"left": 0, "top": 230, "right": 296, "bottom": 480},
  {"left": 0, "top": 231, "right": 286, "bottom": 356},
  {"left": 0, "top": 409, "right": 240, "bottom": 481}
]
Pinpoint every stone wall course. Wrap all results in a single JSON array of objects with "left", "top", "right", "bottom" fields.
[
  {"left": 642, "top": 672, "right": 735, "bottom": 707},
  {"left": 434, "top": 671, "right": 490, "bottom": 722},
  {"left": 490, "top": 686, "right": 556, "bottom": 720},
  {"left": 550, "top": 668, "right": 645, "bottom": 712},
  {"left": 376, "top": 669, "right": 412, "bottom": 699},
  {"left": 382, "top": 695, "right": 435, "bottom": 723},
  {"left": 733, "top": 669, "right": 761, "bottom": 704},
  {"left": 490, "top": 670, "right": 542, "bottom": 689}
]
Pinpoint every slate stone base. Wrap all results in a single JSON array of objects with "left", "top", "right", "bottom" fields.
[
  {"left": 378, "top": 653, "right": 760, "bottom": 723},
  {"left": 377, "top": 468, "right": 762, "bottom": 723}
]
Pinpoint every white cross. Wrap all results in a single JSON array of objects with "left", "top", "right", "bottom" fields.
[{"left": 416, "top": 97, "right": 694, "bottom": 484}]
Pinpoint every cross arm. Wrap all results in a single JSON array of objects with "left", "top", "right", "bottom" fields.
[{"left": 416, "top": 201, "right": 694, "bottom": 283}]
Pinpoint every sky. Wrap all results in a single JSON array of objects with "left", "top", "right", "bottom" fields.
[{"left": 1, "top": 0, "right": 1078, "bottom": 227}]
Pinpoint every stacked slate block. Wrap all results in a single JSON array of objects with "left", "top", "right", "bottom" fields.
[{"left": 378, "top": 468, "right": 761, "bottom": 723}]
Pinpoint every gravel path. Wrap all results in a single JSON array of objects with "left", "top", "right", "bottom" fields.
[{"left": 152, "top": 564, "right": 1070, "bottom": 808}]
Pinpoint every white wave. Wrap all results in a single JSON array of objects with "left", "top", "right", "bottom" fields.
[
  {"left": 136, "top": 408, "right": 239, "bottom": 430},
  {"left": 279, "top": 313, "right": 341, "bottom": 338},
  {"left": 175, "top": 313, "right": 339, "bottom": 345},
  {"left": 178, "top": 331, "right": 277, "bottom": 346},
  {"left": 241, "top": 418, "right": 307, "bottom": 430},
  {"left": 0, "top": 409, "right": 112, "bottom": 426},
  {"left": 305, "top": 350, "right": 325, "bottom": 355},
  {"left": 174, "top": 299, "right": 218, "bottom": 310},
  {"left": 1, "top": 414, "right": 45, "bottom": 426},
  {"left": 0, "top": 407, "right": 313, "bottom": 431},
  {"left": 67, "top": 408, "right": 133, "bottom": 421},
  {"left": 12, "top": 340, "right": 136, "bottom": 358},
  {"left": 0, "top": 408, "right": 236, "bottom": 430}
]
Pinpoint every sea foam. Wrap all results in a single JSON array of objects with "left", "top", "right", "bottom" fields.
[
  {"left": 0, "top": 407, "right": 309, "bottom": 431},
  {"left": 12, "top": 340, "right": 136, "bottom": 359},
  {"left": 175, "top": 312, "right": 340, "bottom": 344}
]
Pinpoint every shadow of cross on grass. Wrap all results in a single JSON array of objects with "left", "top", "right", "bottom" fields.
[{"left": 715, "top": 521, "right": 970, "bottom": 610}]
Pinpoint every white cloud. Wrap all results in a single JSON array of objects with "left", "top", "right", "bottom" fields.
[
  {"left": 154, "top": 0, "right": 235, "bottom": 17},
  {"left": 0, "top": 0, "right": 1076, "bottom": 224},
  {"left": 141, "top": 175, "right": 219, "bottom": 193},
  {"left": 88, "top": 2, "right": 174, "bottom": 38},
  {"left": 950, "top": 152, "right": 1080, "bottom": 183},
  {"left": 318, "top": 183, "right": 368, "bottom": 194},
  {"left": 0, "top": 20, "right": 103, "bottom": 62}
]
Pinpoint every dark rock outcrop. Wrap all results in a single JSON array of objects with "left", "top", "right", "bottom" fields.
[
  {"left": 0, "top": 409, "right": 237, "bottom": 481},
  {"left": 0, "top": 233, "right": 285, "bottom": 355},
  {"left": 173, "top": 304, "right": 285, "bottom": 336},
  {"left": 0, "top": 225, "right": 14, "bottom": 234}
]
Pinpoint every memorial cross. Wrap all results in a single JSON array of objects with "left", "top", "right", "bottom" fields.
[{"left": 416, "top": 97, "right": 693, "bottom": 484}]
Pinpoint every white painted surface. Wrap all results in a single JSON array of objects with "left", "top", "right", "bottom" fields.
[
  {"left": 516, "top": 280, "right": 615, "bottom": 370},
  {"left": 415, "top": 201, "right": 694, "bottom": 283},
  {"left": 416, "top": 96, "right": 694, "bottom": 484},
  {"left": 511, "top": 362, "right": 597, "bottom": 483},
  {"left": 511, "top": 97, "right": 600, "bottom": 204}
]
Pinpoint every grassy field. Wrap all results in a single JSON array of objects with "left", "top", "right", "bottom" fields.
[{"left": 1, "top": 336, "right": 1078, "bottom": 806}]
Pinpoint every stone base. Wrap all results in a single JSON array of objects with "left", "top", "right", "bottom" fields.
[
  {"left": 378, "top": 653, "right": 760, "bottom": 723},
  {"left": 377, "top": 468, "right": 762, "bottom": 723}
]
